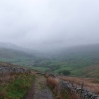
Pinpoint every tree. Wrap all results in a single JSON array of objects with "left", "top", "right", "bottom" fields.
[{"left": 58, "top": 70, "right": 71, "bottom": 75}]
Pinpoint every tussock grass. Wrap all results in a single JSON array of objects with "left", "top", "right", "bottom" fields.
[
  {"left": 47, "top": 77, "right": 59, "bottom": 89},
  {"left": 47, "top": 76, "right": 61, "bottom": 99},
  {"left": 46, "top": 76, "right": 79, "bottom": 99}
]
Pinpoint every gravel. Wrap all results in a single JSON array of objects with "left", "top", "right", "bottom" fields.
[
  {"left": 33, "top": 76, "right": 54, "bottom": 99},
  {"left": 34, "top": 89, "right": 54, "bottom": 99},
  {"left": 23, "top": 75, "right": 54, "bottom": 99}
]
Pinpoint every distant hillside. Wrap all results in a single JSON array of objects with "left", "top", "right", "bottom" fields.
[
  {"left": 0, "top": 42, "right": 38, "bottom": 54},
  {"left": 51, "top": 44, "right": 99, "bottom": 58},
  {"left": 0, "top": 61, "right": 22, "bottom": 67},
  {"left": 0, "top": 42, "right": 49, "bottom": 57},
  {"left": 1, "top": 42, "right": 99, "bottom": 78},
  {"left": 0, "top": 42, "right": 49, "bottom": 66},
  {"left": 52, "top": 44, "right": 99, "bottom": 77},
  {"left": 0, "top": 47, "right": 35, "bottom": 66},
  {"left": 0, "top": 48, "right": 34, "bottom": 58},
  {"left": 0, "top": 42, "right": 35, "bottom": 66},
  {"left": 83, "top": 64, "right": 99, "bottom": 78},
  {"left": 31, "top": 44, "right": 99, "bottom": 77}
]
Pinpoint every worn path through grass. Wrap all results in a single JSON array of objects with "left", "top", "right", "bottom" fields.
[
  {"left": 23, "top": 74, "right": 54, "bottom": 99},
  {"left": 33, "top": 75, "right": 54, "bottom": 99}
]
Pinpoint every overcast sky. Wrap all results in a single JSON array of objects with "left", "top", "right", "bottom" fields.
[{"left": 0, "top": 0, "right": 99, "bottom": 51}]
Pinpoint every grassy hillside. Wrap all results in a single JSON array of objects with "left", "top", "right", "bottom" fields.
[
  {"left": 0, "top": 43, "right": 99, "bottom": 77},
  {"left": 83, "top": 64, "right": 99, "bottom": 78},
  {"left": 31, "top": 44, "right": 99, "bottom": 77},
  {"left": 0, "top": 48, "right": 35, "bottom": 66},
  {"left": 0, "top": 61, "right": 36, "bottom": 99}
]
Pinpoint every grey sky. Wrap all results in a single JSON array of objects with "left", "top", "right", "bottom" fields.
[{"left": 0, "top": 0, "right": 99, "bottom": 51}]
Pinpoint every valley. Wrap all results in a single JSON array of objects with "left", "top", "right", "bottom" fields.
[{"left": 0, "top": 43, "right": 99, "bottom": 78}]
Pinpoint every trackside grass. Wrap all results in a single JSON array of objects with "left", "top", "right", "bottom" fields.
[{"left": 0, "top": 72, "right": 35, "bottom": 99}]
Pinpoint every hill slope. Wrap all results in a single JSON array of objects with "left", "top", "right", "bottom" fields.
[
  {"left": 0, "top": 42, "right": 49, "bottom": 66},
  {"left": 0, "top": 47, "right": 35, "bottom": 66},
  {"left": 0, "top": 42, "right": 99, "bottom": 77},
  {"left": 83, "top": 64, "right": 99, "bottom": 78},
  {"left": 31, "top": 44, "right": 99, "bottom": 77}
]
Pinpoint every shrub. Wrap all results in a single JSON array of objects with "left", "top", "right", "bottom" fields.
[{"left": 58, "top": 70, "right": 71, "bottom": 75}]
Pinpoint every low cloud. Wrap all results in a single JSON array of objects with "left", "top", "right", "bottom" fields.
[{"left": 0, "top": 0, "right": 99, "bottom": 51}]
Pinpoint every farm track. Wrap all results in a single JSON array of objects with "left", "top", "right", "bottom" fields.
[{"left": 23, "top": 75, "right": 54, "bottom": 99}]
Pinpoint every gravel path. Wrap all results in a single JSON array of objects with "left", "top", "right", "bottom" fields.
[
  {"left": 23, "top": 75, "right": 54, "bottom": 99},
  {"left": 33, "top": 76, "right": 54, "bottom": 99}
]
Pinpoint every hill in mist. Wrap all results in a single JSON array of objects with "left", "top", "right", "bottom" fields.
[
  {"left": 29, "top": 43, "right": 99, "bottom": 77},
  {"left": 0, "top": 42, "right": 35, "bottom": 65},
  {"left": 0, "top": 42, "right": 49, "bottom": 66},
  {"left": 0, "top": 42, "right": 99, "bottom": 77}
]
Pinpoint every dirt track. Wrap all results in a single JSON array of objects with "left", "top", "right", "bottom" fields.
[{"left": 23, "top": 75, "right": 54, "bottom": 99}]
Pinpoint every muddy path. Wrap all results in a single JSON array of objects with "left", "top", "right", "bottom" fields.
[{"left": 23, "top": 75, "right": 54, "bottom": 99}]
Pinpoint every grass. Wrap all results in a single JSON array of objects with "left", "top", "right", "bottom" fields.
[
  {"left": 46, "top": 76, "right": 61, "bottom": 99},
  {"left": 83, "top": 64, "right": 99, "bottom": 78},
  {"left": 0, "top": 72, "right": 35, "bottom": 99},
  {"left": 46, "top": 75, "right": 78, "bottom": 99},
  {"left": 1, "top": 49, "right": 99, "bottom": 78}
]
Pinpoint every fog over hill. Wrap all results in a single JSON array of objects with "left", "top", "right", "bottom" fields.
[
  {"left": 0, "top": 0, "right": 99, "bottom": 51},
  {"left": 1, "top": 42, "right": 99, "bottom": 60},
  {"left": 0, "top": 42, "right": 36, "bottom": 53},
  {"left": 0, "top": 0, "right": 99, "bottom": 77},
  {"left": 0, "top": 42, "right": 51, "bottom": 65},
  {"left": 1, "top": 42, "right": 99, "bottom": 77},
  {"left": 1, "top": 42, "right": 99, "bottom": 56}
]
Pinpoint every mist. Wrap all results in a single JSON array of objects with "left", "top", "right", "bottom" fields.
[{"left": 0, "top": 0, "right": 99, "bottom": 52}]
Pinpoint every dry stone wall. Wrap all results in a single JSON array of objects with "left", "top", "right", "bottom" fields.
[
  {"left": 48, "top": 73, "right": 99, "bottom": 99},
  {"left": 0, "top": 62, "right": 31, "bottom": 74}
]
